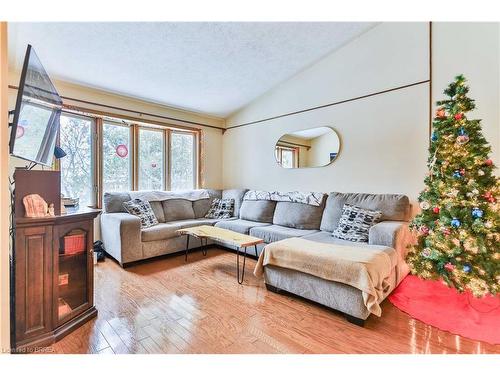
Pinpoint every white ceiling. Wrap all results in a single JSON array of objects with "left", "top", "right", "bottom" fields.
[{"left": 8, "top": 22, "right": 376, "bottom": 118}]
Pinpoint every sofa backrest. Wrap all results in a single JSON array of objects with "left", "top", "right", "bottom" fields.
[
  {"left": 272, "top": 196, "right": 326, "bottom": 230},
  {"left": 239, "top": 200, "right": 276, "bottom": 223},
  {"left": 162, "top": 199, "right": 195, "bottom": 221},
  {"left": 150, "top": 201, "right": 165, "bottom": 222},
  {"left": 103, "top": 190, "right": 220, "bottom": 220},
  {"left": 103, "top": 192, "right": 131, "bottom": 213},
  {"left": 193, "top": 189, "right": 222, "bottom": 218},
  {"left": 320, "top": 192, "right": 410, "bottom": 233},
  {"left": 103, "top": 189, "right": 245, "bottom": 221}
]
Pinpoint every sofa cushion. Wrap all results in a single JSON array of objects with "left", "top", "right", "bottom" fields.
[
  {"left": 141, "top": 223, "right": 182, "bottom": 242},
  {"left": 249, "top": 225, "right": 318, "bottom": 244},
  {"left": 222, "top": 189, "right": 248, "bottom": 217},
  {"left": 332, "top": 204, "right": 382, "bottom": 242},
  {"left": 103, "top": 192, "right": 131, "bottom": 213},
  {"left": 169, "top": 218, "right": 221, "bottom": 228},
  {"left": 320, "top": 192, "right": 410, "bottom": 233},
  {"left": 123, "top": 199, "right": 159, "bottom": 229},
  {"left": 302, "top": 231, "right": 396, "bottom": 260},
  {"left": 302, "top": 231, "right": 363, "bottom": 247},
  {"left": 141, "top": 218, "right": 222, "bottom": 242},
  {"left": 150, "top": 201, "right": 165, "bottom": 223},
  {"left": 162, "top": 199, "right": 195, "bottom": 221},
  {"left": 193, "top": 189, "right": 222, "bottom": 218},
  {"left": 215, "top": 218, "right": 270, "bottom": 234},
  {"left": 273, "top": 199, "right": 325, "bottom": 230},
  {"left": 239, "top": 200, "right": 276, "bottom": 223}
]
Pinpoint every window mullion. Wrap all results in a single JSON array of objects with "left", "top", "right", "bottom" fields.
[
  {"left": 166, "top": 129, "right": 171, "bottom": 191},
  {"left": 196, "top": 130, "right": 201, "bottom": 189},
  {"left": 94, "top": 117, "right": 102, "bottom": 208},
  {"left": 131, "top": 124, "right": 138, "bottom": 191}
]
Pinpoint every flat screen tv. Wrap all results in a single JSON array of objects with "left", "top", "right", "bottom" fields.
[{"left": 9, "top": 44, "right": 63, "bottom": 167}]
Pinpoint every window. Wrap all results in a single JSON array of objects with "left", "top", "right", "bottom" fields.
[
  {"left": 56, "top": 110, "right": 199, "bottom": 207},
  {"left": 102, "top": 122, "right": 132, "bottom": 192},
  {"left": 138, "top": 127, "right": 165, "bottom": 190},
  {"left": 275, "top": 146, "right": 298, "bottom": 168},
  {"left": 281, "top": 149, "right": 294, "bottom": 168},
  {"left": 170, "top": 131, "right": 196, "bottom": 191},
  {"left": 59, "top": 113, "right": 95, "bottom": 208},
  {"left": 14, "top": 102, "right": 56, "bottom": 163}
]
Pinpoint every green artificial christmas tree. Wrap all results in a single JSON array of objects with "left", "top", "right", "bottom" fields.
[{"left": 407, "top": 75, "right": 500, "bottom": 297}]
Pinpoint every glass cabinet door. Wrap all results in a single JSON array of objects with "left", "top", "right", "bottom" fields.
[{"left": 54, "top": 222, "right": 92, "bottom": 326}]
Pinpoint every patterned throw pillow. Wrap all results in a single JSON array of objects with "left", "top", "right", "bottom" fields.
[
  {"left": 122, "top": 199, "right": 159, "bottom": 228},
  {"left": 332, "top": 204, "right": 382, "bottom": 242},
  {"left": 205, "top": 198, "right": 235, "bottom": 219}
]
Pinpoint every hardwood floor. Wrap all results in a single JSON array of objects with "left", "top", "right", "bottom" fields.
[{"left": 49, "top": 248, "right": 500, "bottom": 354}]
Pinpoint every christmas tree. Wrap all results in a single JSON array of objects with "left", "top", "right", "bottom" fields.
[{"left": 407, "top": 75, "right": 500, "bottom": 297}]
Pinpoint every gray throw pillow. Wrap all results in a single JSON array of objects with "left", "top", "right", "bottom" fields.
[
  {"left": 332, "top": 204, "right": 382, "bottom": 242},
  {"left": 123, "top": 199, "right": 159, "bottom": 228},
  {"left": 205, "top": 198, "right": 234, "bottom": 219}
]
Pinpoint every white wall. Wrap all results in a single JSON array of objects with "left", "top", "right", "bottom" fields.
[
  {"left": 223, "top": 22, "right": 500, "bottom": 205},
  {"left": 432, "top": 22, "right": 499, "bottom": 167},
  {"left": 224, "top": 23, "right": 430, "bottom": 203}
]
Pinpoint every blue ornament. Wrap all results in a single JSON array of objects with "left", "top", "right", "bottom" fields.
[
  {"left": 463, "top": 264, "right": 471, "bottom": 273},
  {"left": 453, "top": 170, "right": 462, "bottom": 178},
  {"left": 451, "top": 218, "right": 461, "bottom": 228},
  {"left": 458, "top": 127, "right": 466, "bottom": 136},
  {"left": 431, "top": 132, "right": 438, "bottom": 142},
  {"left": 471, "top": 207, "right": 483, "bottom": 219}
]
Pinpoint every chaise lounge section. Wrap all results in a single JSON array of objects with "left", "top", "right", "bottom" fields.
[{"left": 260, "top": 192, "right": 412, "bottom": 325}]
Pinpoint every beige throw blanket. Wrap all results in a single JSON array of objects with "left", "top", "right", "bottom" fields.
[{"left": 254, "top": 237, "right": 394, "bottom": 316}]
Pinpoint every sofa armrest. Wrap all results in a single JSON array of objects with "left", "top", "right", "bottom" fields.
[
  {"left": 100, "top": 212, "right": 142, "bottom": 265},
  {"left": 369, "top": 221, "right": 415, "bottom": 283}
]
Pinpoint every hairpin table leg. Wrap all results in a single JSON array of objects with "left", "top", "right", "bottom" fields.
[
  {"left": 237, "top": 246, "right": 248, "bottom": 284},
  {"left": 254, "top": 244, "right": 258, "bottom": 257},
  {"left": 201, "top": 237, "right": 207, "bottom": 256},
  {"left": 184, "top": 235, "right": 190, "bottom": 262}
]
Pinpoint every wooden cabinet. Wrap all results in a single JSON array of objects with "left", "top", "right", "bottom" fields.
[
  {"left": 13, "top": 209, "right": 100, "bottom": 351},
  {"left": 14, "top": 225, "right": 53, "bottom": 343}
]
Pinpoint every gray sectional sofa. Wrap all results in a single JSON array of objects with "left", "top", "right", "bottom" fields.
[{"left": 101, "top": 188, "right": 412, "bottom": 325}]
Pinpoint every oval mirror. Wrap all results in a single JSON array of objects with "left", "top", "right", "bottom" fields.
[{"left": 275, "top": 126, "right": 340, "bottom": 168}]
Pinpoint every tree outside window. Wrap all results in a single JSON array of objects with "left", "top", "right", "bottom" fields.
[
  {"left": 59, "top": 114, "right": 94, "bottom": 207},
  {"left": 103, "top": 122, "right": 132, "bottom": 193},
  {"left": 138, "top": 128, "right": 164, "bottom": 190},
  {"left": 170, "top": 132, "right": 195, "bottom": 190}
]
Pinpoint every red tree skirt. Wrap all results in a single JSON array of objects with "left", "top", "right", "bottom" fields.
[{"left": 388, "top": 275, "right": 500, "bottom": 345}]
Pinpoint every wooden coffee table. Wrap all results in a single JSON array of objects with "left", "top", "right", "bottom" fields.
[{"left": 176, "top": 225, "right": 264, "bottom": 284}]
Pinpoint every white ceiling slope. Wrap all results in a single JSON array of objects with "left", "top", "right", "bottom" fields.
[{"left": 8, "top": 22, "right": 376, "bottom": 118}]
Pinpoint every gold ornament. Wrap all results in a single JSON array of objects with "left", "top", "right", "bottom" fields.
[{"left": 420, "top": 201, "right": 431, "bottom": 210}]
